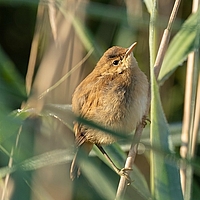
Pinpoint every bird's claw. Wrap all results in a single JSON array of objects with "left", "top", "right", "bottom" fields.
[
  {"left": 142, "top": 116, "right": 151, "bottom": 128},
  {"left": 117, "top": 167, "right": 133, "bottom": 185}
]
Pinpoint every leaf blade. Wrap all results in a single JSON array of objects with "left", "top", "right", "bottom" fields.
[
  {"left": 158, "top": 9, "right": 200, "bottom": 84},
  {"left": 150, "top": 77, "right": 183, "bottom": 200}
]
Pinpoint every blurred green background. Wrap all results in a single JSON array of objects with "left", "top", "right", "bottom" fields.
[
  {"left": 0, "top": 0, "right": 193, "bottom": 120},
  {"left": 0, "top": 0, "right": 199, "bottom": 200}
]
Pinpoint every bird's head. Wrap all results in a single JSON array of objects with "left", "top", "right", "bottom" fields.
[{"left": 95, "top": 43, "right": 138, "bottom": 75}]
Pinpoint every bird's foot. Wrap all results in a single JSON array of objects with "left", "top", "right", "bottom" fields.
[
  {"left": 142, "top": 116, "right": 151, "bottom": 128},
  {"left": 117, "top": 167, "right": 133, "bottom": 185}
]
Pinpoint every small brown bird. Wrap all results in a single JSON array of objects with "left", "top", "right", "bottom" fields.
[{"left": 70, "top": 43, "right": 149, "bottom": 181}]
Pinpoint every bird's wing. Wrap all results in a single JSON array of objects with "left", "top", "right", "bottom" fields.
[{"left": 72, "top": 74, "right": 103, "bottom": 146}]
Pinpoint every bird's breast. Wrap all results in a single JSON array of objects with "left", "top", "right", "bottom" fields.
[
  {"left": 72, "top": 66, "right": 149, "bottom": 145},
  {"left": 92, "top": 68, "right": 148, "bottom": 134}
]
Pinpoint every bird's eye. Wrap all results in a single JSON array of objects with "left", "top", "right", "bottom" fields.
[{"left": 113, "top": 60, "right": 119, "bottom": 65}]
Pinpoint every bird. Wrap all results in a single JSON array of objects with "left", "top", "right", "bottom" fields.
[{"left": 70, "top": 42, "right": 149, "bottom": 182}]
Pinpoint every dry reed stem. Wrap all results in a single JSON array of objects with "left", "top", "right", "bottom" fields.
[
  {"left": 191, "top": 74, "right": 200, "bottom": 156},
  {"left": 154, "top": 0, "right": 181, "bottom": 79},
  {"left": 180, "top": 52, "right": 197, "bottom": 194},
  {"left": 48, "top": 0, "right": 58, "bottom": 41},
  {"left": 1, "top": 126, "right": 22, "bottom": 200},
  {"left": 5, "top": 3, "right": 44, "bottom": 199},
  {"left": 1, "top": 148, "right": 14, "bottom": 200},
  {"left": 180, "top": 0, "right": 199, "bottom": 195},
  {"left": 115, "top": 0, "right": 182, "bottom": 199},
  {"left": 26, "top": 4, "right": 44, "bottom": 95},
  {"left": 38, "top": 48, "right": 93, "bottom": 99}
]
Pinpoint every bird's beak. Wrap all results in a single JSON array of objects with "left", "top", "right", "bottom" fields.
[{"left": 124, "top": 42, "right": 137, "bottom": 59}]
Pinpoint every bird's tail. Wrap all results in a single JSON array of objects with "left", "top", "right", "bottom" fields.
[{"left": 70, "top": 142, "right": 93, "bottom": 181}]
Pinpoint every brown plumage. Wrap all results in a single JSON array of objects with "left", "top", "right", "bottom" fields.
[{"left": 70, "top": 43, "right": 149, "bottom": 180}]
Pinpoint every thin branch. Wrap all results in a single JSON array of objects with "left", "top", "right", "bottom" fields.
[{"left": 115, "top": 0, "right": 181, "bottom": 199}]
